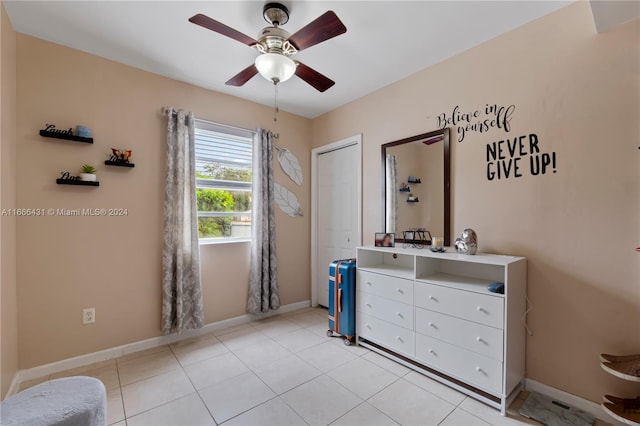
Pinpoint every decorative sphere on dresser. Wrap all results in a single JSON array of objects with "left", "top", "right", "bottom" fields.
[{"left": 455, "top": 228, "right": 478, "bottom": 255}]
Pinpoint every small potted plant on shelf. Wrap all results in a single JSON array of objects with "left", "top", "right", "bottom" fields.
[{"left": 79, "top": 164, "right": 97, "bottom": 182}]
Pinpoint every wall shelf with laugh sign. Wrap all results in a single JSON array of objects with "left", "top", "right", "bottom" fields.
[{"left": 39, "top": 124, "right": 93, "bottom": 144}]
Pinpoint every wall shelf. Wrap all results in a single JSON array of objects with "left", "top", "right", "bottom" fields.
[
  {"left": 600, "top": 353, "right": 640, "bottom": 425},
  {"left": 105, "top": 161, "right": 135, "bottom": 168},
  {"left": 407, "top": 199, "right": 419, "bottom": 203},
  {"left": 40, "top": 130, "right": 93, "bottom": 144},
  {"left": 56, "top": 179, "right": 99, "bottom": 186}
]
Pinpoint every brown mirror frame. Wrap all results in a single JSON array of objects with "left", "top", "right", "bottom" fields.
[{"left": 381, "top": 128, "right": 451, "bottom": 246}]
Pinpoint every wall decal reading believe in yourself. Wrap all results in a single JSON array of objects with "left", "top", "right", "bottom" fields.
[
  {"left": 436, "top": 104, "right": 516, "bottom": 143},
  {"left": 434, "top": 103, "right": 558, "bottom": 181}
]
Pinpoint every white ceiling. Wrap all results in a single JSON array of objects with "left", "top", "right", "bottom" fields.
[{"left": 4, "top": 1, "right": 573, "bottom": 118}]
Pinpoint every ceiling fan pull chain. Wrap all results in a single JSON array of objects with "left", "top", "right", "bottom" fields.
[{"left": 273, "top": 81, "right": 279, "bottom": 122}]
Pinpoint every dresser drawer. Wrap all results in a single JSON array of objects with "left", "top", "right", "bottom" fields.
[
  {"left": 357, "top": 313, "right": 415, "bottom": 357},
  {"left": 357, "top": 291, "right": 414, "bottom": 330},
  {"left": 415, "top": 334, "right": 503, "bottom": 394},
  {"left": 415, "top": 281, "right": 504, "bottom": 329},
  {"left": 415, "top": 308, "right": 503, "bottom": 361},
  {"left": 357, "top": 270, "right": 413, "bottom": 305}
]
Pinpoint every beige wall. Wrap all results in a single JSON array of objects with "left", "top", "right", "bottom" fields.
[
  {"left": 1, "top": 0, "right": 18, "bottom": 398},
  {"left": 312, "top": 2, "right": 639, "bottom": 403},
  {"left": 15, "top": 34, "right": 311, "bottom": 369}
]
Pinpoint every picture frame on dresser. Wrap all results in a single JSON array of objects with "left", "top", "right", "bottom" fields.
[
  {"left": 355, "top": 245, "right": 527, "bottom": 415},
  {"left": 374, "top": 233, "right": 395, "bottom": 247}
]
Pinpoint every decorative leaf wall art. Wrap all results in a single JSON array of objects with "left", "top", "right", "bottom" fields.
[
  {"left": 276, "top": 147, "right": 303, "bottom": 186},
  {"left": 274, "top": 183, "right": 303, "bottom": 217}
]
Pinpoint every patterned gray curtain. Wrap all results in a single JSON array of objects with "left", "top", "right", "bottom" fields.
[
  {"left": 247, "top": 129, "right": 280, "bottom": 314},
  {"left": 161, "top": 108, "right": 204, "bottom": 333},
  {"left": 386, "top": 154, "right": 398, "bottom": 234}
]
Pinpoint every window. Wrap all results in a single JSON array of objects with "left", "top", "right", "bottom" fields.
[{"left": 194, "top": 120, "right": 254, "bottom": 243}]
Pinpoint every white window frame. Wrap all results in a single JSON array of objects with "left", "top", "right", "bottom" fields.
[{"left": 194, "top": 119, "right": 255, "bottom": 245}]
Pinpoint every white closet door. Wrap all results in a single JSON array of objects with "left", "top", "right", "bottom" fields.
[{"left": 316, "top": 144, "right": 359, "bottom": 307}]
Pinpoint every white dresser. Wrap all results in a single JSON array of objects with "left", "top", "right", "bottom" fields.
[{"left": 356, "top": 246, "right": 527, "bottom": 414}]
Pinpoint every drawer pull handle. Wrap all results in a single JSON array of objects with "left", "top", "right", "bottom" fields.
[
  {"left": 366, "top": 281, "right": 372, "bottom": 286},
  {"left": 428, "top": 322, "right": 436, "bottom": 328},
  {"left": 476, "top": 337, "right": 486, "bottom": 344},
  {"left": 365, "top": 323, "right": 371, "bottom": 329},
  {"left": 396, "top": 336, "right": 403, "bottom": 342},
  {"left": 476, "top": 367, "right": 487, "bottom": 375},
  {"left": 396, "top": 288, "right": 403, "bottom": 294},
  {"left": 429, "top": 296, "right": 437, "bottom": 301},
  {"left": 477, "top": 306, "right": 487, "bottom": 313},
  {"left": 366, "top": 303, "right": 372, "bottom": 308},
  {"left": 429, "top": 349, "right": 436, "bottom": 355},
  {"left": 395, "top": 312, "right": 403, "bottom": 318}
]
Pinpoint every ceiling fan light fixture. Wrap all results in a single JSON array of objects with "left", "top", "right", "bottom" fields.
[{"left": 255, "top": 53, "right": 296, "bottom": 83}]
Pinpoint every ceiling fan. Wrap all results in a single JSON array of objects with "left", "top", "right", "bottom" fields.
[{"left": 189, "top": 3, "right": 347, "bottom": 92}]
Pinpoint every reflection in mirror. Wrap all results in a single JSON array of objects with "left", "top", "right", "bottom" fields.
[{"left": 382, "top": 128, "right": 450, "bottom": 245}]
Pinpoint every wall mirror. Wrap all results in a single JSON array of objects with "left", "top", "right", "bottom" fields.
[{"left": 382, "top": 128, "right": 450, "bottom": 245}]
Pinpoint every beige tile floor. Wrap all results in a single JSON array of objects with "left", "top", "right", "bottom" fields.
[{"left": 16, "top": 307, "right": 611, "bottom": 426}]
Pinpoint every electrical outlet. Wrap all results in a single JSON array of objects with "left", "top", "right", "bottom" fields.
[{"left": 82, "top": 308, "right": 95, "bottom": 325}]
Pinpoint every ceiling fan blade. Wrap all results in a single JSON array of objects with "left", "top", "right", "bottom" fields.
[
  {"left": 189, "top": 14, "right": 257, "bottom": 46},
  {"left": 226, "top": 64, "right": 259, "bottom": 86},
  {"left": 295, "top": 62, "right": 335, "bottom": 92},
  {"left": 288, "top": 11, "right": 347, "bottom": 51}
]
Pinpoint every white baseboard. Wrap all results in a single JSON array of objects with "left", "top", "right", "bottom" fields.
[
  {"left": 525, "top": 379, "right": 624, "bottom": 425},
  {"left": 11, "top": 300, "right": 311, "bottom": 395},
  {"left": 6, "top": 371, "right": 23, "bottom": 397}
]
